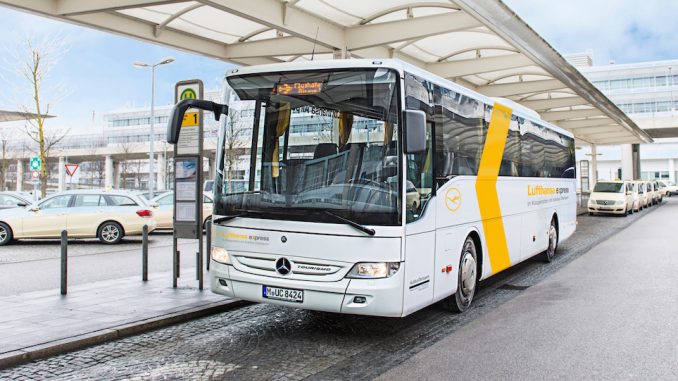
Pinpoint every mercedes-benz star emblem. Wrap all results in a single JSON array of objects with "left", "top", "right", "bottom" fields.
[
  {"left": 281, "top": 236, "right": 287, "bottom": 243},
  {"left": 275, "top": 257, "right": 291, "bottom": 275}
]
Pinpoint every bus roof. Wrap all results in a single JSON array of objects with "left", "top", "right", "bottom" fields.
[{"left": 226, "top": 58, "right": 574, "bottom": 138}]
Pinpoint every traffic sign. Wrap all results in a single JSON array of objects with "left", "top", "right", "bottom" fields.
[
  {"left": 180, "top": 88, "right": 197, "bottom": 100},
  {"left": 31, "top": 170, "right": 39, "bottom": 179},
  {"left": 65, "top": 164, "right": 79, "bottom": 177},
  {"left": 29, "top": 156, "right": 41, "bottom": 171}
]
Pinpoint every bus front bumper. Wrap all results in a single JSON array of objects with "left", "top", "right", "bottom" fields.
[{"left": 210, "top": 261, "right": 405, "bottom": 317}]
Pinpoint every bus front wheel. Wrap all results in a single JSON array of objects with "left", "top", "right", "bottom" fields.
[{"left": 443, "top": 236, "right": 478, "bottom": 313}]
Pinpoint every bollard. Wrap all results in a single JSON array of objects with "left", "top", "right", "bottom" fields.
[
  {"left": 142, "top": 225, "right": 148, "bottom": 281},
  {"left": 60, "top": 230, "right": 67, "bottom": 295},
  {"left": 206, "top": 220, "right": 211, "bottom": 271},
  {"left": 196, "top": 252, "right": 200, "bottom": 281}
]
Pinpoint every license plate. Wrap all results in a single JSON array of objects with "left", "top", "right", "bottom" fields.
[{"left": 262, "top": 285, "right": 304, "bottom": 303}]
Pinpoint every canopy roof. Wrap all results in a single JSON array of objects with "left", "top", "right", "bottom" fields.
[
  {"left": 0, "top": 109, "right": 55, "bottom": 123},
  {"left": 2, "top": 0, "right": 652, "bottom": 145}
]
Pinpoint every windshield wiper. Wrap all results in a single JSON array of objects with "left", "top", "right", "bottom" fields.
[
  {"left": 213, "top": 209, "right": 263, "bottom": 224},
  {"left": 324, "top": 210, "right": 375, "bottom": 236}
]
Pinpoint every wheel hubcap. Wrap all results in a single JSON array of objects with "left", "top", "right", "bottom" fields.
[
  {"left": 0, "top": 227, "right": 6, "bottom": 242},
  {"left": 460, "top": 251, "right": 476, "bottom": 296},
  {"left": 547, "top": 225, "right": 557, "bottom": 257},
  {"left": 102, "top": 225, "right": 119, "bottom": 242}
]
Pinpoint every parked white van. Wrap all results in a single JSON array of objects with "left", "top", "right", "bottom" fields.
[{"left": 588, "top": 181, "right": 634, "bottom": 216}]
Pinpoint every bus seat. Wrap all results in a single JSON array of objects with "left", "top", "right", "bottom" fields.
[{"left": 313, "top": 143, "right": 338, "bottom": 159}]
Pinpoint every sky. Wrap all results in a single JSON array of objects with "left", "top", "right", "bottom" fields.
[{"left": 0, "top": 1, "right": 676, "bottom": 132}]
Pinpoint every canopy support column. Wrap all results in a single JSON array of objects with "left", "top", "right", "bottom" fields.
[{"left": 590, "top": 144, "right": 598, "bottom": 189}]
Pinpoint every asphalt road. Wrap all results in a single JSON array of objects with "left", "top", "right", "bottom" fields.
[
  {"left": 1, "top": 201, "right": 665, "bottom": 380},
  {"left": 0, "top": 233, "right": 202, "bottom": 296}
]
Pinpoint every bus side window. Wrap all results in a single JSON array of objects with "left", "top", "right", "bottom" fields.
[
  {"left": 406, "top": 122, "right": 433, "bottom": 223},
  {"left": 404, "top": 73, "right": 434, "bottom": 223}
]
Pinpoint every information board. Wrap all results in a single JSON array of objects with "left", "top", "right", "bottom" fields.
[{"left": 173, "top": 80, "right": 204, "bottom": 239}]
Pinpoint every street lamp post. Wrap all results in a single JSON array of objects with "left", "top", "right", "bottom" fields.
[{"left": 133, "top": 57, "right": 175, "bottom": 199}]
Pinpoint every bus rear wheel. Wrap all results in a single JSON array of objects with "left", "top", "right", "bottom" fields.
[
  {"left": 541, "top": 218, "right": 558, "bottom": 263},
  {"left": 443, "top": 236, "right": 478, "bottom": 313}
]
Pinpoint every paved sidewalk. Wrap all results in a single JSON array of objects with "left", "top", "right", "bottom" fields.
[
  {"left": 377, "top": 199, "right": 678, "bottom": 380},
  {"left": 0, "top": 271, "right": 244, "bottom": 369}
]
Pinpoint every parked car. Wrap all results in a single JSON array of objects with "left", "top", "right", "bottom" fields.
[
  {"left": 0, "top": 192, "right": 33, "bottom": 210},
  {"left": 625, "top": 181, "right": 640, "bottom": 213},
  {"left": 203, "top": 180, "right": 214, "bottom": 196},
  {"left": 660, "top": 180, "right": 678, "bottom": 196},
  {"left": 406, "top": 180, "right": 421, "bottom": 212},
  {"left": 647, "top": 181, "right": 659, "bottom": 205},
  {"left": 636, "top": 181, "right": 650, "bottom": 209},
  {"left": 135, "top": 190, "right": 171, "bottom": 201},
  {"left": 0, "top": 190, "right": 157, "bottom": 245},
  {"left": 588, "top": 180, "right": 633, "bottom": 216},
  {"left": 149, "top": 191, "right": 213, "bottom": 230},
  {"left": 654, "top": 181, "right": 663, "bottom": 203}
]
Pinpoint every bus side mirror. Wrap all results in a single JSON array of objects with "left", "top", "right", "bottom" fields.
[
  {"left": 167, "top": 99, "right": 229, "bottom": 144},
  {"left": 403, "top": 110, "right": 426, "bottom": 154}
]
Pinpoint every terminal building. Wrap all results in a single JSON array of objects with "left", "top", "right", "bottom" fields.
[{"left": 568, "top": 52, "right": 678, "bottom": 186}]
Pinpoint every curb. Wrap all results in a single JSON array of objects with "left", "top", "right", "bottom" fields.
[{"left": 0, "top": 298, "right": 249, "bottom": 370}]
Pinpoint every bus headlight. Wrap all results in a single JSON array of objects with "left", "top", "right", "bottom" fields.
[
  {"left": 211, "top": 247, "right": 231, "bottom": 264},
  {"left": 346, "top": 262, "right": 400, "bottom": 279}
]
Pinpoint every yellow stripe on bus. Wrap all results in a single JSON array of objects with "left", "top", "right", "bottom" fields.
[{"left": 475, "top": 103, "right": 513, "bottom": 274}]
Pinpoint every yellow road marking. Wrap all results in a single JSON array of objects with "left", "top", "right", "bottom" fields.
[{"left": 475, "top": 103, "right": 512, "bottom": 274}]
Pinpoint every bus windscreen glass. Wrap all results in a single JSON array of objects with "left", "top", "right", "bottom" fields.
[{"left": 215, "top": 68, "right": 401, "bottom": 226}]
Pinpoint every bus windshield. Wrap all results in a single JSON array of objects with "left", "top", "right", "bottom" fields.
[
  {"left": 593, "top": 182, "right": 624, "bottom": 193},
  {"left": 214, "top": 68, "right": 401, "bottom": 226}
]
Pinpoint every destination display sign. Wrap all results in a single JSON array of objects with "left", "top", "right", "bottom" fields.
[{"left": 275, "top": 81, "right": 323, "bottom": 95}]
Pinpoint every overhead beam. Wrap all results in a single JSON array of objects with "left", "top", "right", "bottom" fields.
[
  {"left": 557, "top": 118, "right": 614, "bottom": 129},
  {"left": 427, "top": 54, "right": 533, "bottom": 78},
  {"left": 519, "top": 96, "right": 589, "bottom": 111},
  {"left": 577, "top": 129, "right": 634, "bottom": 138},
  {"left": 203, "top": 0, "right": 345, "bottom": 49},
  {"left": 477, "top": 79, "right": 565, "bottom": 97},
  {"left": 350, "top": 46, "right": 427, "bottom": 68},
  {"left": 567, "top": 126, "right": 622, "bottom": 135},
  {"left": 56, "top": 0, "right": 182, "bottom": 16},
  {"left": 345, "top": 11, "right": 481, "bottom": 50},
  {"left": 224, "top": 36, "right": 332, "bottom": 58},
  {"left": 66, "top": 11, "right": 277, "bottom": 66},
  {"left": 541, "top": 108, "right": 601, "bottom": 121}
]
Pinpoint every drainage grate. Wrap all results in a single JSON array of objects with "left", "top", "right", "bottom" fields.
[{"left": 499, "top": 284, "right": 531, "bottom": 291}]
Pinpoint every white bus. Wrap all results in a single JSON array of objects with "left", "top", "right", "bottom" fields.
[{"left": 168, "top": 59, "right": 577, "bottom": 317}]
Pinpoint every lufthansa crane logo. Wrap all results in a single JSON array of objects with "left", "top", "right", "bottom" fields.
[
  {"left": 275, "top": 257, "right": 292, "bottom": 275},
  {"left": 444, "top": 187, "right": 462, "bottom": 212}
]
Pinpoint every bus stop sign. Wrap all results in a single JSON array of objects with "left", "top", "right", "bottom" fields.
[{"left": 173, "top": 79, "right": 204, "bottom": 239}]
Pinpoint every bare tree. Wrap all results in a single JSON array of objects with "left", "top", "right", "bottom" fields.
[
  {"left": 119, "top": 141, "right": 138, "bottom": 189},
  {"left": 7, "top": 36, "right": 70, "bottom": 197},
  {"left": 0, "top": 130, "right": 11, "bottom": 191}
]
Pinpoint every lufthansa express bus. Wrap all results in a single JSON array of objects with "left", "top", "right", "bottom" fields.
[{"left": 169, "top": 59, "right": 576, "bottom": 317}]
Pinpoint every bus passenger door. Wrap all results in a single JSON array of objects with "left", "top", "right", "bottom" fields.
[{"left": 403, "top": 122, "right": 436, "bottom": 316}]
